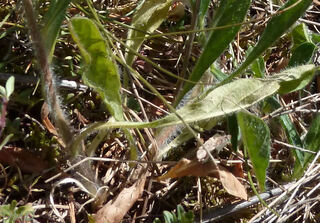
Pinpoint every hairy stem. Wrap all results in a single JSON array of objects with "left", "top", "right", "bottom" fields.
[{"left": 22, "top": 0, "right": 73, "bottom": 148}]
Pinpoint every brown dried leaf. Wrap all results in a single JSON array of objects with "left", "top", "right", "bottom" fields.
[
  {"left": 157, "top": 158, "right": 218, "bottom": 181},
  {"left": 94, "top": 175, "right": 146, "bottom": 223},
  {"left": 41, "top": 102, "right": 65, "bottom": 147},
  {"left": 41, "top": 102, "right": 58, "bottom": 136},
  {"left": 0, "top": 147, "right": 48, "bottom": 173},
  {"left": 157, "top": 158, "right": 247, "bottom": 200},
  {"left": 218, "top": 165, "right": 247, "bottom": 200}
]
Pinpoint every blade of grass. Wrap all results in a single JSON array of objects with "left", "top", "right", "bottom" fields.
[{"left": 42, "top": 0, "right": 71, "bottom": 61}]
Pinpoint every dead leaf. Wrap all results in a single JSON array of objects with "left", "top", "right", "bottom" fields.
[
  {"left": 94, "top": 174, "right": 147, "bottom": 223},
  {"left": 0, "top": 146, "right": 48, "bottom": 173},
  {"left": 74, "top": 108, "right": 89, "bottom": 125},
  {"left": 41, "top": 102, "right": 65, "bottom": 147},
  {"left": 218, "top": 165, "right": 247, "bottom": 200},
  {"left": 41, "top": 102, "right": 58, "bottom": 136},
  {"left": 157, "top": 158, "right": 219, "bottom": 180},
  {"left": 232, "top": 162, "right": 245, "bottom": 178},
  {"left": 157, "top": 158, "right": 247, "bottom": 200}
]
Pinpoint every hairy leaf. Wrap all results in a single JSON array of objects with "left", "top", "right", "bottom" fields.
[
  {"left": 237, "top": 111, "right": 270, "bottom": 191},
  {"left": 157, "top": 78, "right": 279, "bottom": 128},
  {"left": 268, "top": 64, "right": 316, "bottom": 94},
  {"left": 69, "top": 17, "right": 124, "bottom": 121},
  {"left": 125, "top": 0, "right": 172, "bottom": 65},
  {"left": 71, "top": 78, "right": 280, "bottom": 154}
]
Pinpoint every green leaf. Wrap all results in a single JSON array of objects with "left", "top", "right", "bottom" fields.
[
  {"left": 153, "top": 218, "right": 162, "bottom": 223},
  {"left": 210, "top": 64, "right": 228, "bottom": 82},
  {"left": 198, "top": 0, "right": 210, "bottom": 29},
  {"left": 251, "top": 56, "right": 265, "bottom": 78},
  {"left": 5, "top": 76, "right": 14, "bottom": 98},
  {"left": 177, "top": 204, "right": 185, "bottom": 221},
  {"left": 0, "top": 134, "right": 13, "bottom": 151},
  {"left": 0, "top": 86, "right": 6, "bottom": 96},
  {"left": 302, "top": 114, "right": 320, "bottom": 171},
  {"left": 288, "top": 42, "right": 316, "bottom": 67},
  {"left": 15, "top": 203, "right": 33, "bottom": 219},
  {"left": 178, "top": 0, "right": 250, "bottom": 103},
  {"left": 72, "top": 78, "right": 279, "bottom": 155},
  {"left": 227, "top": 0, "right": 313, "bottom": 82},
  {"left": 247, "top": 45, "right": 266, "bottom": 78},
  {"left": 125, "top": 0, "right": 172, "bottom": 65},
  {"left": 156, "top": 78, "right": 279, "bottom": 128},
  {"left": 197, "top": 0, "right": 210, "bottom": 45},
  {"left": 311, "top": 33, "right": 320, "bottom": 44},
  {"left": 228, "top": 114, "right": 239, "bottom": 151},
  {"left": 268, "top": 64, "right": 316, "bottom": 94},
  {"left": 0, "top": 14, "right": 10, "bottom": 29},
  {"left": 237, "top": 111, "right": 270, "bottom": 191},
  {"left": 69, "top": 17, "right": 124, "bottom": 121},
  {"left": 163, "top": 210, "right": 176, "bottom": 223},
  {"left": 291, "top": 23, "right": 311, "bottom": 49},
  {"left": 42, "top": 0, "right": 71, "bottom": 60}
]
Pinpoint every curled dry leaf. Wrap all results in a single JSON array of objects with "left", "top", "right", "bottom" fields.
[
  {"left": 94, "top": 174, "right": 147, "bottom": 223},
  {"left": 157, "top": 158, "right": 247, "bottom": 200},
  {"left": 41, "top": 102, "right": 66, "bottom": 147}
]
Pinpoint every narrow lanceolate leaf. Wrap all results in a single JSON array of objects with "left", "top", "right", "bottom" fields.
[
  {"left": 198, "top": 0, "right": 210, "bottom": 29},
  {"left": 154, "top": 78, "right": 279, "bottom": 128},
  {"left": 178, "top": 0, "right": 250, "bottom": 103},
  {"left": 42, "top": 0, "right": 72, "bottom": 60},
  {"left": 197, "top": 0, "right": 211, "bottom": 44},
  {"left": 237, "top": 111, "right": 270, "bottom": 191},
  {"left": 125, "top": 0, "right": 172, "bottom": 65},
  {"left": 226, "top": 0, "right": 313, "bottom": 82},
  {"left": 69, "top": 17, "right": 124, "bottom": 121},
  {"left": 268, "top": 64, "right": 316, "bottom": 94}
]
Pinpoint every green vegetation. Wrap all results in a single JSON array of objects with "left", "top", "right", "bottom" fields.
[{"left": 0, "top": 0, "right": 320, "bottom": 222}]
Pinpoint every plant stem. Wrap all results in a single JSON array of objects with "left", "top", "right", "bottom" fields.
[{"left": 22, "top": 0, "right": 73, "bottom": 148}]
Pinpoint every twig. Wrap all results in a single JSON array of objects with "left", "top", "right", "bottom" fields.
[
  {"left": 201, "top": 183, "right": 294, "bottom": 223},
  {"left": 273, "top": 139, "right": 317, "bottom": 154}
]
